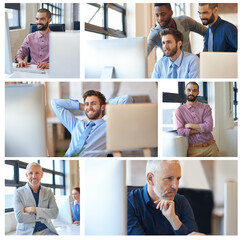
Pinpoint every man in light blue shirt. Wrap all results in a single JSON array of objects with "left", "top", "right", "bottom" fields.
[
  {"left": 152, "top": 28, "right": 200, "bottom": 79},
  {"left": 51, "top": 90, "right": 133, "bottom": 157}
]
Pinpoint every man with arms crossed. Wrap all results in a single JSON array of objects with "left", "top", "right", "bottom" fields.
[
  {"left": 51, "top": 90, "right": 133, "bottom": 157},
  {"left": 128, "top": 160, "right": 199, "bottom": 235},
  {"left": 152, "top": 28, "right": 199, "bottom": 79},
  {"left": 198, "top": 3, "right": 237, "bottom": 52},
  {"left": 176, "top": 82, "right": 219, "bottom": 157},
  {"left": 148, "top": 3, "right": 206, "bottom": 55},
  {"left": 15, "top": 8, "right": 52, "bottom": 69},
  {"left": 14, "top": 162, "right": 59, "bottom": 235}
]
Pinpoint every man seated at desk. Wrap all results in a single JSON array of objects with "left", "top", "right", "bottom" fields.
[
  {"left": 51, "top": 90, "right": 133, "bottom": 157},
  {"left": 14, "top": 162, "right": 59, "bottom": 235},
  {"left": 128, "top": 160, "right": 200, "bottom": 235},
  {"left": 15, "top": 8, "right": 52, "bottom": 70},
  {"left": 151, "top": 28, "right": 200, "bottom": 79}
]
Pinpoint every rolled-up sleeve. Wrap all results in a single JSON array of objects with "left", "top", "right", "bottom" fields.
[
  {"left": 175, "top": 108, "right": 191, "bottom": 136},
  {"left": 199, "top": 105, "right": 213, "bottom": 133},
  {"left": 15, "top": 36, "right": 30, "bottom": 62}
]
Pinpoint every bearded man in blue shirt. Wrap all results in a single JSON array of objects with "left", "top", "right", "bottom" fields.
[
  {"left": 128, "top": 160, "right": 202, "bottom": 235},
  {"left": 152, "top": 28, "right": 200, "bottom": 79},
  {"left": 198, "top": 3, "right": 237, "bottom": 52}
]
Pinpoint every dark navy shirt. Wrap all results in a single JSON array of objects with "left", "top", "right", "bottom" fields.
[
  {"left": 127, "top": 185, "right": 198, "bottom": 235},
  {"left": 204, "top": 16, "right": 237, "bottom": 52},
  {"left": 29, "top": 185, "right": 48, "bottom": 233}
]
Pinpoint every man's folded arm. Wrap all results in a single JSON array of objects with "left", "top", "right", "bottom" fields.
[
  {"left": 51, "top": 99, "right": 80, "bottom": 133},
  {"left": 14, "top": 190, "right": 37, "bottom": 223},
  {"left": 199, "top": 106, "right": 213, "bottom": 133},
  {"left": 175, "top": 109, "right": 191, "bottom": 137}
]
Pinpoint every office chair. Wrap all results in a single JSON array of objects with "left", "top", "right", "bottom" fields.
[
  {"left": 27, "top": 23, "right": 65, "bottom": 63},
  {"left": 127, "top": 186, "right": 214, "bottom": 235}
]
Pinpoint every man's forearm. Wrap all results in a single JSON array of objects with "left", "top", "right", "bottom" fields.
[
  {"left": 185, "top": 123, "right": 201, "bottom": 132},
  {"left": 79, "top": 102, "right": 84, "bottom": 111}
]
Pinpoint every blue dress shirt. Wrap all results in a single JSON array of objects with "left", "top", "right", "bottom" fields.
[
  {"left": 151, "top": 51, "right": 200, "bottom": 79},
  {"left": 29, "top": 185, "right": 48, "bottom": 233},
  {"left": 204, "top": 16, "right": 237, "bottom": 52},
  {"left": 71, "top": 201, "right": 80, "bottom": 222},
  {"left": 51, "top": 95, "right": 133, "bottom": 157},
  {"left": 128, "top": 185, "right": 198, "bottom": 235}
]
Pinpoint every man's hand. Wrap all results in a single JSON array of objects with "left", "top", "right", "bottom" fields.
[
  {"left": 37, "top": 62, "right": 49, "bottom": 69},
  {"left": 155, "top": 199, "right": 182, "bottom": 230},
  {"left": 79, "top": 103, "right": 84, "bottom": 111},
  {"left": 73, "top": 221, "right": 80, "bottom": 225},
  {"left": 185, "top": 123, "right": 201, "bottom": 132},
  {"left": 24, "top": 207, "right": 36, "bottom": 214},
  {"left": 188, "top": 232, "right": 206, "bottom": 235},
  {"left": 16, "top": 59, "right": 32, "bottom": 68}
]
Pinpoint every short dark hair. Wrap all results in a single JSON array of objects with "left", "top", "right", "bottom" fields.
[
  {"left": 73, "top": 187, "right": 80, "bottom": 194},
  {"left": 38, "top": 8, "right": 52, "bottom": 19},
  {"left": 198, "top": 3, "right": 218, "bottom": 9},
  {"left": 185, "top": 82, "right": 199, "bottom": 91},
  {"left": 83, "top": 90, "right": 106, "bottom": 106},
  {"left": 154, "top": 3, "right": 172, "bottom": 10},
  {"left": 161, "top": 28, "right": 184, "bottom": 47}
]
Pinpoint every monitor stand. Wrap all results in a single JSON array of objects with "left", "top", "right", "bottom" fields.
[{"left": 100, "top": 66, "right": 114, "bottom": 78}]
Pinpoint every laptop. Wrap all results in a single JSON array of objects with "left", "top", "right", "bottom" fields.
[{"left": 106, "top": 103, "right": 158, "bottom": 151}]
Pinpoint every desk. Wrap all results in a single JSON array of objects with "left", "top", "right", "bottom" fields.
[{"left": 54, "top": 222, "right": 80, "bottom": 235}]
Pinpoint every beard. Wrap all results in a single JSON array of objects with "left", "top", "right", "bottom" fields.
[
  {"left": 85, "top": 107, "right": 102, "bottom": 120},
  {"left": 153, "top": 178, "right": 176, "bottom": 200},
  {"left": 164, "top": 45, "right": 178, "bottom": 57},
  {"left": 186, "top": 94, "right": 198, "bottom": 102},
  {"left": 158, "top": 15, "right": 172, "bottom": 28},
  {"left": 201, "top": 13, "right": 215, "bottom": 25},
  {"left": 37, "top": 22, "right": 49, "bottom": 31}
]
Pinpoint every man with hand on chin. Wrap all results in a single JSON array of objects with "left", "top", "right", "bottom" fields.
[
  {"left": 175, "top": 82, "right": 219, "bottom": 157},
  {"left": 15, "top": 8, "right": 52, "bottom": 69},
  {"left": 13, "top": 162, "right": 59, "bottom": 235},
  {"left": 127, "top": 160, "right": 198, "bottom": 235}
]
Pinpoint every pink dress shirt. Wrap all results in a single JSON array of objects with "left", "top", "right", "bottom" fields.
[
  {"left": 15, "top": 30, "right": 50, "bottom": 65},
  {"left": 175, "top": 101, "right": 214, "bottom": 144}
]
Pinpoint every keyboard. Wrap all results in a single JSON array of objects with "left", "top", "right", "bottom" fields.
[{"left": 14, "top": 65, "right": 46, "bottom": 74}]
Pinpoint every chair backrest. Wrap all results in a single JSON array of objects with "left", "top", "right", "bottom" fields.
[{"left": 27, "top": 24, "right": 65, "bottom": 63}]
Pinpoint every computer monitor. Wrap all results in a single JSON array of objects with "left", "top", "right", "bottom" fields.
[
  {"left": 106, "top": 103, "right": 158, "bottom": 151},
  {"left": 200, "top": 52, "right": 237, "bottom": 78},
  {"left": 49, "top": 32, "right": 80, "bottom": 78},
  {"left": 85, "top": 160, "right": 126, "bottom": 235},
  {"left": 224, "top": 181, "right": 237, "bottom": 235},
  {"left": 5, "top": 12, "right": 13, "bottom": 74},
  {"left": 85, "top": 37, "right": 147, "bottom": 78},
  {"left": 5, "top": 84, "right": 47, "bottom": 157},
  {"left": 54, "top": 195, "right": 73, "bottom": 225}
]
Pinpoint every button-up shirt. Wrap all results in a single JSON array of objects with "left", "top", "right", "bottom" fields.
[
  {"left": 128, "top": 185, "right": 198, "bottom": 235},
  {"left": 175, "top": 101, "right": 214, "bottom": 144},
  {"left": 151, "top": 51, "right": 200, "bottom": 79},
  {"left": 204, "top": 16, "right": 237, "bottom": 52},
  {"left": 15, "top": 31, "right": 50, "bottom": 64},
  {"left": 51, "top": 95, "right": 133, "bottom": 157}
]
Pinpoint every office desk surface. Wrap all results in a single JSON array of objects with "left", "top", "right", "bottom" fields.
[{"left": 55, "top": 223, "right": 80, "bottom": 235}]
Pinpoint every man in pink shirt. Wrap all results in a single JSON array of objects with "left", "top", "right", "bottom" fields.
[
  {"left": 15, "top": 8, "right": 51, "bottom": 69},
  {"left": 175, "top": 82, "right": 219, "bottom": 157}
]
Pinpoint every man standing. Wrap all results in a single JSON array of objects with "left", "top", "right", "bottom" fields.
[
  {"left": 148, "top": 3, "right": 206, "bottom": 55},
  {"left": 152, "top": 28, "right": 199, "bottom": 79},
  {"left": 14, "top": 162, "right": 59, "bottom": 235},
  {"left": 51, "top": 90, "right": 133, "bottom": 157},
  {"left": 175, "top": 82, "right": 219, "bottom": 157},
  {"left": 198, "top": 3, "right": 237, "bottom": 52},
  {"left": 128, "top": 160, "right": 198, "bottom": 235},
  {"left": 15, "top": 8, "right": 52, "bottom": 69}
]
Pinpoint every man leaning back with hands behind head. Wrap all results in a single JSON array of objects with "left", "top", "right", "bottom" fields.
[{"left": 128, "top": 160, "right": 205, "bottom": 235}]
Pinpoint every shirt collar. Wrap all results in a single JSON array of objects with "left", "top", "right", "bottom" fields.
[
  {"left": 211, "top": 16, "right": 222, "bottom": 31},
  {"left": 73, "top": 201, "right": 80, "bottom": 206},
  {"left": 28, "top": 183, "right": 41, "bottom": 193},
  {"left": 87, "top": 118, "right": 104, "bottom": 126},
  {"left": 185, "top": 100, "right": 199, "bottom": 109},
  {"left": 143, "top": 184, "right": 152, "bottom": 205},
  {"left": 37, "top": 29, "right": 51, "bottom": 38},
  {"left": 169, "top": 50, "right": 184, "bottom": 68}
]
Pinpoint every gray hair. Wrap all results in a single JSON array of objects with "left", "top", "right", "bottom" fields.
[
  {"left": 146, "top": 160, "right": 180, "bottom": 177},
  {"left": 26, "top": 162, "right": 43, "bottom": 172}
]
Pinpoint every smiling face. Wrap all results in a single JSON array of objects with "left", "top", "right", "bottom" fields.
[
  {"left": 162, "top": 34, "right": 182, "bottom": 58},
  {"left": 153, "top": 161, "right": 181, "bottom": 200},
  {"left": 36, "top": 12, "right": 52, "bottom": 31},
  {"left": 154, "top": 5, "right": 173, "bottom": 28},
  {"left": 198, "top": 4, "right": 217, "bottom": 26},
  {"left": 84, "top": 95, "right": 105, "bottom": 120},
  {"left": 26, "top": 164, "right": 43, "bottom": 188}
]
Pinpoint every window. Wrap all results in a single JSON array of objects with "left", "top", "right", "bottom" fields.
[
  {"left": 5, "top": 3, "right": 21, "bottom": 30},
  {"left": 5, "top": 160, "right": 66, "bottom": 212},
  {"left": 85, "top": 3, "right": 126, "bottom": 39},
  {"left": 163, "top": 82, "right": 207, "bottom": 131},
  {"left": 233, "top": 82, "right": 238, "bottom": 121},
  {"left": 41, "top": 3, "right": 63, "bottom": 24}
]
